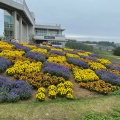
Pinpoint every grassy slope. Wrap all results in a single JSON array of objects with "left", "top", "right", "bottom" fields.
[
  {"left": 0, "top": 49, "right": 120, "bottom": 120},
  {"left": 94, "top": 49, "right": 120, "bottom": 62},
  {"left": 0, "top": 95, "right": 120, "bottom": 120}
]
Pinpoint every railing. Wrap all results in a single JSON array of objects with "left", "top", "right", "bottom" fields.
[
  {"left": 35, "top": 22, "right": 61, "bottom": 27},
  {"left": 12, "top": 0, "right": 23, "bottom": 4},
  {"left": 35, "top": 34, "right": 65, "bottom": 37}
]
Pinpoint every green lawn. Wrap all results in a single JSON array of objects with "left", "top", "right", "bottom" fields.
[
  {"left": 94, "top": 49, "right": 120, "bottom": 62},
  {"left": 0, "top": 95, "right": 120, "bottom": 120}
]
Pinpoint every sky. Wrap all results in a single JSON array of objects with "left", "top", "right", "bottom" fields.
[{"left": 0, "top": 0, "right": 120, "bottom": 42}]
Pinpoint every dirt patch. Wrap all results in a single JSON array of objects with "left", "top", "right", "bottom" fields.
[{"left": 69, "top": 72, "right": 102, "bottom": 98}]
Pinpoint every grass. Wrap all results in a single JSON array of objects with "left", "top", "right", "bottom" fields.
[
  {"left": 0, "top": 48, "right": 120, "bottom": 120},
  {"left": 0, "top": 95, "right": 120, "bottom": 120},
  {"left": 94, "top": 49, "right": 120, "bottom": 62}
]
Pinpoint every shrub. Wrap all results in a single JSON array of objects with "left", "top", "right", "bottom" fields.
[
  {"left": 113, "top": 47, "right": 120, "bottom": 56},
  {"left": 0, "top": 76, "right": 32, "bottom": 102}
]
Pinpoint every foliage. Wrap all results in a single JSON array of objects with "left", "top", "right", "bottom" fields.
[
  {"left": 113, "top": 47, "right": 120, "bottom": 56},
  {"left": 0, "top": 76, "right": 32, "bottom": 102},
  {"left": 49, "top": 50, "right": 65, "bottom": 56},
  {"left": 65, "top": 40, "right": 94, "bottom": 52},
  {"left": 0, "top": 56, "right": 11, "bottom": 73},
  {"left": 95, "top": 70, "right": 120, "bottom": 85},
  {"left": 43, "top": 62, "right": 70, "bottom": 79},
  {"left": 25, "top": 51, "right": 46, "bottom": 62},
  {"left": 67, "top": 57, "right": 89, "bottom": 68}
]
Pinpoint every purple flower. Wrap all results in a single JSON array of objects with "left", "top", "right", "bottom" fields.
[
  {"left": 0, "top": 77, "right": 32, "bottom": 102},
  {"left": 95, "top": 70, "right": 120, "bottom": 85},
  {"left": 12, "top": 43, "right": 31, "bottom": 52},
  {"left": 81, "top": 56, "right": 98, "bottom": 62},
  {"left": 105, "top": 64, "right": 120, "bottom": 71},
  {"left": 50, "top": 50, "right": 65, "bottom": 56},
  {"left": 43, "top": 62, "right": 70, "bottom": 79},
  {"left": 67, "top": 57, "right": 89, "bottom": 68},
  {"left": 25, "top": 51, "right": 46, "bottom": 62},
  {"left": 0, "top": 57, "right": 11, "bottom": 73}
]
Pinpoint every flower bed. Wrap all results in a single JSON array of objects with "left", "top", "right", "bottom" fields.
[
  {"left": 0, "top": 41, "right": 14, "bottom": 50},
  {"left": 95, "top": 70, "right": 120, "bottom": 85},
  {"left": 20, "top": 42, "right": 37, "bottom": 49},
  {"left": 13, "top": 43, "right": 31, "bottom": 52},
  {"left": 97, "top": 58, "right": 111, "bottom": 64},
  {"left": 89, "top": 53, "right": 102, "bottom": 58},
  {"left": 16, "top": 72, "right": 65, "bottom": 88},
  {"left": 0, "top": 50, "right": 25, "bottom": 57},
  {"left": 47, "top": 56, "right": 66, "bottom": 63},
  {"left": 88, "top": 61, "right": 106, "bottom": 70},
  {"left": 36, "top": 81, "right": 74, "bottom": 101},
  {"left": 73, "top": 68, "right": 99, "bottom": 82},
  {"left": 25, "top": 51, "right": 46, "bottom": 62},
  {"left": 49, "top": 50, "right": 65, "bottom": 56},
  {"left": 105, "top": 64, "right": 120, "bottom": 71},
  {"left": 67, "top": 57, "right": 89, "bottom": 69},
  {"left": 31, "top": 48, "right": 47, "bottom": 54},
  {"left": 66, "top": 53, "right": 79, "bottom": 58},
  {"left": 77, "top": 51, "right": 91, "bottom": 56},
  {"left": 6, "top": 61, "right": 42, "bottom": 76},
  {"left": 79, "top": 80, "right": 120, "bottom": 94},
  {"left": 81, "top": 56, "right": 98, "bottom": 62},
  {"left": 0, "top": 76, "right": 32, "bottom": 102},
  {"left": 43, "top": 62, "right": 70, "bottom": 79},
  {"left": 0, "top": 57, "right": 11, "bottom": 73}
]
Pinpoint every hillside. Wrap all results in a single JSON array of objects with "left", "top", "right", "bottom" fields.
[{"left": 0, "top": 41, "right": 120, "bottom": 103}]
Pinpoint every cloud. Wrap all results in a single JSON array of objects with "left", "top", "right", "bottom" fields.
[{"left": 66, "top": 34, "right": 120, "bottom": 43}]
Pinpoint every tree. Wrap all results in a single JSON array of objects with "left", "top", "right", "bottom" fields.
[
  {"left": 29, "top": 34, "right": 35, "bottom": 43},
  {"left": 113, "top": 47, "right": 120, "bottom": 56},
  {"left": 65, "top": 40, "right": 94, "bottom": 52}
]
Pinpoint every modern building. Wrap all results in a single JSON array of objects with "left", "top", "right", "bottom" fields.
[
  {"left": 34, "top": 24, "right": 66, "bottom": 47},
  {"left": 1, "top": 0, "right": 66, "bottom": 47}
]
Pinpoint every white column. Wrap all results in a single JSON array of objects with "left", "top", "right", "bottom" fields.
[
  {"left": 26, "top": 24, "right": 29, "bottom": 43},
  {"left": 19, "top": 17, "right": 22, "bottom": 42},
  {"left": 13, "top": 11, "right": 17, "bottom": 40}
]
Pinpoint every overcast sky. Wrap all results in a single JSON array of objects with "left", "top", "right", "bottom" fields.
[{"left": 0, "top": 0, "right": 120, "bottom": 42}]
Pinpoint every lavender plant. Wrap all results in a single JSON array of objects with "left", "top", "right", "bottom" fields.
[
  {"left": 67, "top": 57, "right": 89, "bottom": 68},
  {"left": 50, "top": 50, "right": 65, "bottom": 56},
  {"left": 0, "top": 76, "right": 32, "bottom": 102},
  {"left": 95, "top": 70, "right": 120, "bottom": 85},
  {"left": 43, "top": 62, "right": 70, "bottom": 79},
  {"left": 0, "top": 57, "right": 11, "bottom": 73},
  {"left": 25, "top": 51, "right": 46, "bottom": 62},
  {"left": 13, "top": 43, "right": 31, "bottom": 52}
]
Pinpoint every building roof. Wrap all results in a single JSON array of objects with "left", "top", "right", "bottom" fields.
[{"left": 35, "top": 24, "right": 65, "bottom": 31}]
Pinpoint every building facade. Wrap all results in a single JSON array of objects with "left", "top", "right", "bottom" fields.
[
  {"left": 4, "top": 0, "right": 66, "bottom": 47},
  {"left": 34, "top": 24, "right": 66, "bottom": 47},
  {"left": 4, "top": 11, "right": 14, "bottom": 40}
]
